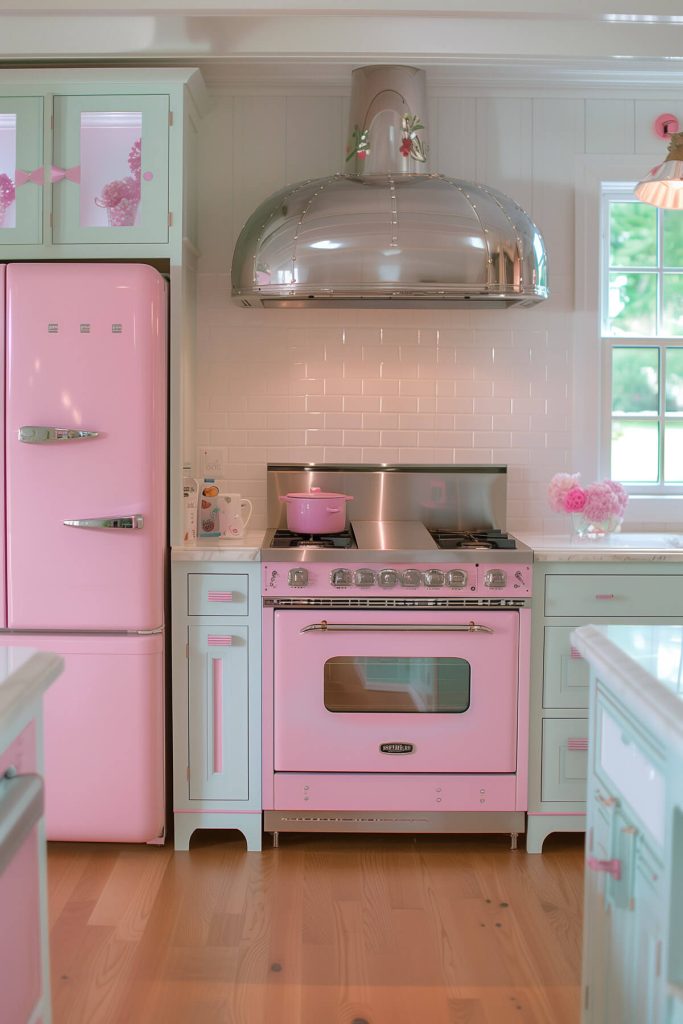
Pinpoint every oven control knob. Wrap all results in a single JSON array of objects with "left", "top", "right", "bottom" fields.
[
  {"left": 423, "top": 569, "right": 445, "bottom": 588},
  {"left": 446, "top": 569, "right": 468, "bottom": 589},
  {"left": 288, "top": 568, "right": 309, "bottom": 588},
  {"left": 330, "top": 568, "right": 353, "bottom": 588},
  {"left": 354, "top": 568, "right": 376, "bottom": 587},
  {"left": 378, "top": 569, "right": 399, "bottom": 588},
  {"left": 401, "top": 569, "right": 421, "bottom": 588},
  {"left": 484, "top": 569, "right": 507, "bottom": 589}
]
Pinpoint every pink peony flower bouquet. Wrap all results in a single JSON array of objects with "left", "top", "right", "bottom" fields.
[
  {"left": 0, "top": 173, "right": 16, "bottom": 226},
  {"left": 548, "top": 472, "right": 628, "bottom": 538},
  {"left": 95, "top": 138, "right": 142, "bottom": 226}
]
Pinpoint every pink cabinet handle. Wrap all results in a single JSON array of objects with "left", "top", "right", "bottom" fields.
[
  {"left": 567, "top": 737, "right": 588, "bottom": 751},
  {"left": 207, "top": 635, "right": 232, "bottom": 646},
  {"left": 595, "top": 593, "right": 615, "bottom": 600},
  {"left": 587, "top": 856, "right": 621, "bottom": 881},
  {"left": 208, "top": 590, "right": 233, "bottom": 603},
  {"left": 569, "top": 645, "right": 583, "bottom": 659},
  {"left": 212, "top": 658, "right": 223, "bottom": 774}
]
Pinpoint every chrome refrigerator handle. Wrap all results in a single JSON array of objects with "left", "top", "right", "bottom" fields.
[
  {"left": 18, "top": 426, "right": 100, "bottom": 443},
  {"left": 300, "top": 621, "right": 494, "bottom": 634},
  {"left": 63, "top": 516, "right": 144, "bottom": 530}
]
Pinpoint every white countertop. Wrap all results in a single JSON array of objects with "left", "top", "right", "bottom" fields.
[
  {"left": 171, "top": 530, "right": 265, "bottom": 562},
  {"left": 572, "top": 623, "right": 683, "bottom": 746},
  {"left": 0, "top": 648, "right": 64, "bottom": 752},
  {"left": 514, "top": 531, "right": 683, "bottom": 562}
]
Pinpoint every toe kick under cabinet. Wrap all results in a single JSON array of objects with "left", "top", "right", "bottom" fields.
[
  {"left": 527, "top": 561, "right": 683, "bottom": 854},
  {"left": 171, "top": 560, "right": 262, "bottom": 851}
]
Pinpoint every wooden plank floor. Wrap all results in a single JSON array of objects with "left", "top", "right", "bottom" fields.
[{"left": 47, "top": 830, "right": 584, "bottom": 1024}]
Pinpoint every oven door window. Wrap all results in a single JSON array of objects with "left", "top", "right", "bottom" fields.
[{"left": 324, "top": 656, "right": 470, "bottom": 713}]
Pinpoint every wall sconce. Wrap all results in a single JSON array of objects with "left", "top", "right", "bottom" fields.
[{"left": 635, "top": 113, "right": 683, "bottom": 209}]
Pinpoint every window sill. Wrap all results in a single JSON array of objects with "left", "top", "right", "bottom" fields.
[{"left": 623, "top": 494, "right": 683, "bottom": 531}]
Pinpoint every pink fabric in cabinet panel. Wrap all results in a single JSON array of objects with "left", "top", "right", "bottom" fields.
[
  {"left": 0, "top": 823, "right": 41, "bottom": 1024},
  {"left": 273, "top": 608, "right": 520, "bottom": 774},
  {"left": 0, "top": 633, "right": 165, "bottom": 843},
  {"left": 5, "top": 263, "right": 167, "bottom": 632}
]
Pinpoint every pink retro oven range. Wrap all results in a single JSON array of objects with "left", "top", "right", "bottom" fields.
[{"left": 261, "top": 464, "right": 532, "bottom": 848}]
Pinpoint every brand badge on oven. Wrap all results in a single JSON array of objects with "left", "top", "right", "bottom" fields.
[{"left": 380, "top": 742, "right": 414, "bottom": 754}]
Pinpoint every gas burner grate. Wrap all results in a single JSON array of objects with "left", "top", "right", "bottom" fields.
[
  {"left": 429, "top": 528, "right": 517, "bottom": 551},
  {"left": 270, "top": 528, "right": 356, "bottom": 550}
]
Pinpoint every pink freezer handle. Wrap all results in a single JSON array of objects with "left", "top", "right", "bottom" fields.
[
  {"left": 587, "top": 856, "right": 621, "bottom": 881},
  {"left": 569, "top": 645, "right": 583, "bottom": 660},
  {"left": 595, "top": 594, "right": 615, "bottom": 600},
  {"left": 212, "top": 659, "right": 223, "bottom": 774},
  {"left": 208, "top": 591, "right": 233, "bottom": 603}
]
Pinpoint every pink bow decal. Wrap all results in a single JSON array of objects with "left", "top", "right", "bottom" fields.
[
  {"left": 50, "top": 165, "right": 81, "bottom": 185},
  {"left": 15, "top": 167, "right": 44, "bottom": 186}
]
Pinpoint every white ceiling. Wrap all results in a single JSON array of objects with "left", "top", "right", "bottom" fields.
[{"left": 2, "top": 1, "right": 683, "bottom": 88}]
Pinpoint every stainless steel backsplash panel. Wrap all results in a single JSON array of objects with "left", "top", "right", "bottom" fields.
[{"left": 266, "top": 464, "right": 507, "bottom": 532}]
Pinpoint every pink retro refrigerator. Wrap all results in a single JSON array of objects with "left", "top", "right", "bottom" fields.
[{"left": 0, "top": 263, "right": 167, "bottom": 842}]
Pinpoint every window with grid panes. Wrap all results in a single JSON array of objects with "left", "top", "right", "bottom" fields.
[{"left": 602, "top": 186, "right": 683, "bottom": 493}]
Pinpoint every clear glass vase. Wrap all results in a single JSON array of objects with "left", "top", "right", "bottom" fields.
[{"left": 571, "top": 513, "right": 623, "bottom": 539}]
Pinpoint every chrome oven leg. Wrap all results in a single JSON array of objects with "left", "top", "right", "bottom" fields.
[
  {"left": 272, "top": 831, "right": 280, "bottom": 848},
  {"left": 510, "top": 832, "right": 518, "bottom": 851}
]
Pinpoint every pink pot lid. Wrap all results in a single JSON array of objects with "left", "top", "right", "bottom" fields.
[{"left": 280, "top": 487, "right": 353, "bottom": 500}]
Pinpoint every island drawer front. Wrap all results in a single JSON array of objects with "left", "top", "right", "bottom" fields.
[
  {"left": 595, "top": 693, "right": 665, "bottom": 851},
  {"left": 543, "top": 626, "right": 590, "bottom": 708},
  {"left": 544, "top": 575, "right": 683, "bottom": 618},
  {"left": 541, "top": 718, "right": 589, "bottom": 802},
  {"left": 187, "top": 573, "right": 249, "bottom": 616}
]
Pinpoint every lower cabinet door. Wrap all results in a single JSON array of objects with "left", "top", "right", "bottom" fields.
[
  {"left": 541, "top": 718, "right": 588, "bottom": 802},
  {"left": 188, "top": 625, "right": 249, "bottom": 802}
]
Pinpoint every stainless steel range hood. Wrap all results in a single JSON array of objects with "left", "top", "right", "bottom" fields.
[{"left": 231, "top": 65, "right": 548, "bottom": 309}]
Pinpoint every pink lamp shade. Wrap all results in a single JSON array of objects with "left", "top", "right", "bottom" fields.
[{"left": 635, "top": 115, "right": 683, "bottom": 209}]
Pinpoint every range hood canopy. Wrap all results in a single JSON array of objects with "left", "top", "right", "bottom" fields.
[{"left": 231, "top": 65, "right": 548, "bottom": 309}]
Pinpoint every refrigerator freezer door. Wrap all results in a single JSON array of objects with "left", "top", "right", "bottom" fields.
[
  {"left": 0, "top": 266, "right": 5, "bottom": 629},
  {"left": 0, "top": 632, "right": 166, "bottom": 843},
  {"left": 5, "top": 263, "right": 167, "bottom": 631}
]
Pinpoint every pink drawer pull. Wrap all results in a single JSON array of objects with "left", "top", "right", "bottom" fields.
[
  {"left": 569, "top": 645, "right": 584, "bottom": 660},
  {"left": 208, "top": 590, "right": 233, "bottom": 602},
  {"left": 207, "top": 635, "right": 232, "bottom": 647},
  {"left": 587, "top": 856, "right": 621, "bottom": 881},
  {"left": 595, "top": 593, "right": 615, "bottom": 600},
  {"left": 567, "top": 737, "right": 588, "bottom": 751}
]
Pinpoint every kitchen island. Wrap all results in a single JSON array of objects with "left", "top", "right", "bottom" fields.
[
  {"left": 571, "top": 623, "right": 683, "bottom": 1024},
  {"left": 0, "top": 646, "right": 64, "bottom": 1024}
]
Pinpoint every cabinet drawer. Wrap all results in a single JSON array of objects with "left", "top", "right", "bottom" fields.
[
  {"left": 187, "top": 574, "right": 248, "bottom": 616},
  {"left": 543, "top": 626, "right": 590, "bottom": 708},
  {"left": 596, "top": 695, "right": 665, "bottom": 849},
  {"left": 541, "top": 718, "right": 589, "bottom": 802},
  {"left": 544, "top": 574, "right": 683, "bottom": 617}
]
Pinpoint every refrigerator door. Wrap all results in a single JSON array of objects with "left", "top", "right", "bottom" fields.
[
  {"left": 0, "top": 265, "right": 5, "bottom": 628},
  {"left": 5, "top": 263, "right": 167, "bottom": 631},
  {"left": 0, "top": 632, "right": 166, "bottom": 843}
]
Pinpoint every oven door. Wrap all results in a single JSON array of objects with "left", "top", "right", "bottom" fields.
[{"left": 273, "top": 608, "right": 520, "bottom": 773}]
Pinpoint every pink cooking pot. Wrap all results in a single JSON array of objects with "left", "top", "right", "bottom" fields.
[{"left": 279, "top": 487, "right": 354, "bottom": 534}]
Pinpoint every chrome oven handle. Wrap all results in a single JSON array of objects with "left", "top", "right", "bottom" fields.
[
  {"left": 19, "top": 425, "right": 100, "bottom": 443},
  {"left": 300, "top": 621, "right": 494, "bottom": 633}
]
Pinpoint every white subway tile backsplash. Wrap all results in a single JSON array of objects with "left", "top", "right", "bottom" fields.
[{"left": 195, "top": 258, "right": 574, "bottom": 530}]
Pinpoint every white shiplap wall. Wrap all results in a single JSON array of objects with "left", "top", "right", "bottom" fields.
[{"left": 193, "top": 81, "right": 678, "bottom": 533}]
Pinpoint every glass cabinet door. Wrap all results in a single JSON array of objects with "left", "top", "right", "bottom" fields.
[
  {"left": 0, "top": 98, "right": 43, "bottom": 245},
  {"left": 52, "top": 95, "right": 169, "bottom": 244}
]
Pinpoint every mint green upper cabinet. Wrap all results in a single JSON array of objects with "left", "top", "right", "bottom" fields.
[
  {"left": 52, "top": 94, "right": 169, "bottom": 245},
  {"left": 0, "top": 97, "right": 43, "bottom": 245}
]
